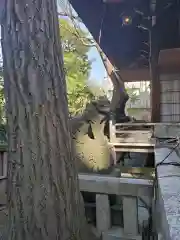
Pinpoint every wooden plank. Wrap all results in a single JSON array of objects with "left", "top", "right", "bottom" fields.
[
  {"left": 78, "top": 174, "right": 153, "bottom": 197},
  {"left": 118, "top": 68, "right": 150, "bottom": 82},
  {"left": 158, "top": 48, "right": 180, "bottom": 69},
  {"left": 115, "top": 122, "right": 180, "bottom": 139},
  {"left": 115, "top": 123, "right": 156, "bottom": 127},
  {"left": 115, "top": 138, "right": 152, "bottom": 144},
  {"left": 123, "top": 197, "right": 138, "bottom": 235},
  {"left": 112, "top": 142, "right": 154, "bottom": 147},
  {"left": 116, "top": 123, "right": 180, "bottom": 127},
  {"left": 112, "top": 142, "right": 155, "bottom": 154},
  {"left": 116, "top": 130, "right": 152, "bottom": 134},
  {"left": 114, "top": 146, "right": 154, "bottom": 153},
  {"left": 116, "top": 131, "right": 152, "bottom": 142}
]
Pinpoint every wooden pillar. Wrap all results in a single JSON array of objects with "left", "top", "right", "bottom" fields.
[
  {"left": 150, "top": 3, "right": 160, "bottom": 122},
  {"left": 150, "top": 65, "right": 160, "bottom": 122}
]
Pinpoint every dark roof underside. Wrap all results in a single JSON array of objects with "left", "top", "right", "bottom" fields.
[
  {"left": 70, "top": 0, "right": 180, "bottom": 71},
  {"left": 70, "top": 0, "right": 150, "bottom": 69}
]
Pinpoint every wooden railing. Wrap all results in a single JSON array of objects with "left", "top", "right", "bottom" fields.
[
  {"left": 109, "top": 122, "right": 155, "bottom": 155},
  {"left": 109, "top": 122, "right": 180, "bottom": 155},
  {"left": 79, "top": 174, "right": 153, "bottom": 239}
]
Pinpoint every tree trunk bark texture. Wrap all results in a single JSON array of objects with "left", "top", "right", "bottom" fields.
[{"left": 1, "top": 1, "right": 88, "bottom": 240}]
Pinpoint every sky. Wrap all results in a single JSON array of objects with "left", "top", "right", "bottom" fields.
[
  {"left": 88, "top": 47, "right": 106, "bottom": 85},
  {"left": 75, "top": 22, "right": 106, "bottom": 86}
]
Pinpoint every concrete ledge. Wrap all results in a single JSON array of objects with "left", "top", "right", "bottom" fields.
[
  {"left": 79, "top": 174, "right": 153, "bottom": 197},
  {"left": 102, "top": 227, "right": 141, "bottom": 240},
  {"left": 155, "top": 147, "right": 180, "bottom": 240}
]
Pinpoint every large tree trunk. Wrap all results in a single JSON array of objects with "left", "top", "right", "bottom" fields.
[{"left": 1, "top": 1, "right": 89, "bottom": 240}]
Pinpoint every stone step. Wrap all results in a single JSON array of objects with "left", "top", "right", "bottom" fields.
[{"left": 102, "top": 227, "right": 141, "bottom": 240}]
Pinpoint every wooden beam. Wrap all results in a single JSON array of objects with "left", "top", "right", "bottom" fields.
[
  {"left": 150, "top": 68, "right": 160, "bottom": 122},
  {"left": 112, "top": 142, "right": 154, "bottom": 147},
  {"left": 158, "top": 48, "right": 180, "bottom": 69},
  {"left": 120, "top": 68, "right": 150, "bottom": 82},
  {"left": 150, "top": 34, "right": 160, "bottom": 122},
  {"left": 115, "top": 131, "right": 152, "bottom": 144},
  {"left": 112, "top": 142, "right": 155, "bottom": 153},
  {"left": 114, "top": 145, "right": 154, "bottom": 153}
]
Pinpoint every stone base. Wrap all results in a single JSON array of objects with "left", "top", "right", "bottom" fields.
[
  {"left": 102, "top": 227, "right": 141, "bottom": 240},
  {"left": 158, "top": 233, "right": 164, "bottom": 240}
]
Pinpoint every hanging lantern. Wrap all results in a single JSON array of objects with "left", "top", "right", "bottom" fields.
[{"left": 122, "top": 16, "right": 132, "bottom": 26}]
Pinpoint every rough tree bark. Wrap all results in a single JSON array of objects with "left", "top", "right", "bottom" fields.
[{"left": 1, "top": 0, "right": 91, "bottom": 240}]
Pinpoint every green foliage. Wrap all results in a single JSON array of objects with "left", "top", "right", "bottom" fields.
[{"left": 60, "top": 19, "right": 94, "bottom": 115}]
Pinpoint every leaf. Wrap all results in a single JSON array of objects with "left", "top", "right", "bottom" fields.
[{"left": 60, "top": 19, "right": 96, "bottom": 115}]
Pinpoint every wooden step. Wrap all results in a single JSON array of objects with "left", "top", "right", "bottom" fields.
[
  {"left": 111, "top": 142, "right": 155, "bottom": 153},
  {"left": 112, "top": 142, "right": 154, "bottom": 147},
  {"left": 115, "top": 130, "right": 151, "bottom": 134}
]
